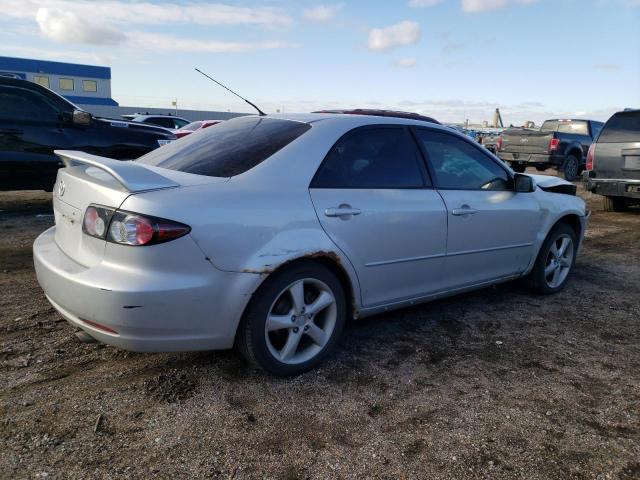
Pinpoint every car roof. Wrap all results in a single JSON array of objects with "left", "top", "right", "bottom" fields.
[
  {"left": 312, "top": 109, "right": 439, "bottom": 124},
  {"left": 259, "top": 112, "right": 445, "bottom": 130}
]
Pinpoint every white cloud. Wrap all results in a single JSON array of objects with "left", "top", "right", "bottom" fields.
[
  {"left": 394, "top": 57, "right": 417, "bottom": 68},
  {"left": 462, "top": 0, "right": 537, "bottom": 13},
  {"left": 408, "top": 0, "right": 444, "bottom": 7},
  {"left": 368, "top": 21, "right": 421, "bottom": 51},
  {"left": 35, "top": 8, "right": 125, "bottom": 45},
  {"left": 3, "top": 0, "right": 293, "bottom": 28},
  {"left": 130, "top": 32, "right": 299, "bottom": 53},
  {"left": 303, "top": 4, "right": 344, "bottom": 22},
  {"left": 3, "top": 0, "right": 296, "bottom": 53}
]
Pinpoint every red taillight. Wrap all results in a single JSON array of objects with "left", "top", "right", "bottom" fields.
[
  {"left": 586, "top": 143, "right": 595, "bottom": 171},
  {"left": 548, "top": 138, "right": 560, "bottom": 152},
  {"left": 83, "top": 205, "right": 190, "bottom": 246},
  {"left": 82, "top": 205, "right": 113, "bottom": 239},
  {"left": 496, "top": 136, "right": 503, "bottom": 151}
]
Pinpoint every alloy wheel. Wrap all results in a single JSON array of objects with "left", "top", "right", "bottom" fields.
[
  {"left": 264, "top": 278, "right": 337, "bottom": 365},
  {"left": 544, "top": 234, "right": 574, "bottom": 288}
]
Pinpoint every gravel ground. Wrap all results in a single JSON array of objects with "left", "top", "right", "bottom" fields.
[{"left": 0, "top": 181, "right": 638, "bottom": 480}]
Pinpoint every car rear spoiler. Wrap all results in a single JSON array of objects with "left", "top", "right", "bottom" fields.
[{"left": 55, "top": 150, "right": 179, "bottom": 192}]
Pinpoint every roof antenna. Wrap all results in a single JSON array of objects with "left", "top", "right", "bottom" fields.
[{"left": 194, "top": 68, "right": 266, "bottom": 116}]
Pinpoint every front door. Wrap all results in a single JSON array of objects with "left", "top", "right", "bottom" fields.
[
  {"left": 0, "top": 83, "right": 65, "bottom": 190},
  {"left": 414, "top": 128, "right": 541, "bottom": 290},
  {"left": 309, "top": 126, "right": 448, "bottom": 307}
]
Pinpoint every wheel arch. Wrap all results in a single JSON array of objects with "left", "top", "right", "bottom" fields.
[
  {"left": 242, "top": 251, "right": 360, "bottom": 322},
  {"left": 566, "top": 144, "right": 583, "bottom": 161}
]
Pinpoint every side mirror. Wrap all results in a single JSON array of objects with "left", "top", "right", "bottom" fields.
[
  {"left": 514, "top": 173, "right": 535, "bottom": 193},
  {"left": 72, "top": 109, "right": 92, "bottom": 125}
]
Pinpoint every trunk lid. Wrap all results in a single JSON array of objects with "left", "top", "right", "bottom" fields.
[
  {"left": 594, "top": 142, "right": 640, "bottom": 180},
  {"left": 51, "top": 150, "right": 227, "bottom": 267},
  {"left": 501, "top": 128, "right": 555, "bottom": 154}
]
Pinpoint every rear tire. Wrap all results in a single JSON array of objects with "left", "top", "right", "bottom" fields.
[
  {"left": 527, "top": 223, "right": 577, "bottom": 294},
  {"left": 603, "top": 196, "right": 628, "bottom": 212},
  {"left": 236, "top": 262, "right": 346, "bottom": 377},
  {"left": 562, "top": 155, "right": 580, "bottom": 182},
  {"left": 510, "top": 162, "right": 526, "bottom": 173}
]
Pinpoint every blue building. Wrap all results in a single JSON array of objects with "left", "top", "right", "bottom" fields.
[{"left": 0, "top": 56, "right": 118, "bottom": 107}]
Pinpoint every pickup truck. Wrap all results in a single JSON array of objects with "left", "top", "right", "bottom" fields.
[
  {"left": 584, "top": 109, "right": 640, "bottom": 211},
  {"left": 497, "top": 119, "right": 604, "bottom": 181},
  {"left": 0, "top": 77, "right": 175, "bottom": 191}
]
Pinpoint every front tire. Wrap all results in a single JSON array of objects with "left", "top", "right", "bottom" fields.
[
  {"left": 603, "top": 196, "right": 628, "bottom": 212},
  {"left": 236, "top": 262, "right": 346, "bottom": 376},
  {"left": 527, "top": 224, "right": 577, "bottom": 294}
]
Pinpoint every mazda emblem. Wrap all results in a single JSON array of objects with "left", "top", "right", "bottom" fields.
[{"left": 58, "top": 180, "right": 66, "bottom": 197}]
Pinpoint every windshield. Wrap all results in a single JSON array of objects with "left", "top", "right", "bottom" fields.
[{"left": 136, "top": 116, "right": 311, "bottom": 177}]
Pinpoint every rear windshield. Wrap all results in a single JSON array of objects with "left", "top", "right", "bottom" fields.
[
  {"left": 541, "top": 120, "right": 588, "bottom": 135},
  {"left": 137, "top": 116, "right": 311, "bottom": 177},
  {"left": 597, "top": 111, "right": 640, "bottom": 143}
]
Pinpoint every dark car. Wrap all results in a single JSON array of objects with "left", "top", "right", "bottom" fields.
[
  {"left": 498, "top": 119, "right": 604, "bottom": 181},
  {"left": 584, "top": 109, "right": 640, "bottom": 211},
  {"left": 127, "top": 114, "right": 191, "bottom": 130},
  {"left": 0, "top": 77, "right": 175, "bottom": 191}
]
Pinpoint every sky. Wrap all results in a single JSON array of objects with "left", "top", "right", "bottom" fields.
[{"left": 1, "top": 0, "right": 639, "bottom": 125}]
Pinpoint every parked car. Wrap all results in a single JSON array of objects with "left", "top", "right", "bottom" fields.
[
  {"left": 498, "top": 119, "right": 604, "bottom": 181},
  {"left": 0, "top": 77, "right": 175, "bottom": 191},
  {"left": 584, "top": 109, "right": 640, "bottom": 211},
  {"left": 34, "top": 113, "right": 588, "bottom": 376},
  {"left": 174, "top": 120, "right": 223, "bottom": 138},
  {"left": 127, "top": 114, "right": 191, "bottom": 130}
]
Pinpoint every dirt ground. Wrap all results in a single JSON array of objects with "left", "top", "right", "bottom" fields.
[{"left": 0, "top": 180, "right": 638, "bottom": 480}]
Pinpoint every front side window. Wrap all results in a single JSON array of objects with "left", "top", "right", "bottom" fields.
[
  {"left": 33, "top": 75, "right": 50, "bottom": 88},
  {"left": 146, "top": 117, "right": 174, "bottom": 128},
  {"left": 598, "top": 111, "right": 640, "bottom": 143},
  {"left": 59, "top": 78, "right": 74, "bottom": 91},
  {"left": 311, "top": 127, "right": 426, "bottom": 189},
  {"left": 137, "top": 116, "right": 311, "bottom": 177},
  {"left": 416, "top": 130, "right": 512, "bottom": 191},
  {"left": 0, "top": 86, "right": 59, "bottom": 121},
  {"left": 82, "top": 80, "right": 97, "bottom": 92}
]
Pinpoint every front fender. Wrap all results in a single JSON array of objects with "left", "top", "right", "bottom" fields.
[{"left": 522, "top": 191, "right": 587, "bottom": 275}]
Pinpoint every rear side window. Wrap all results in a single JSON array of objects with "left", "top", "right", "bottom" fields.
[
  {"left": 311, "top": 127, "right": 426, "bottom": 189},
  {"left": 598, "top": 112, "right": 640, "bottom": 143},
  {"left": 137, "top": 116, "right": 311, "bottom": 177},
  {"left": 145, "top": 117, "right": 174, "bottom": 128},
  {"left": 416, "top": 130, "right": 512, "bottom": 191}
]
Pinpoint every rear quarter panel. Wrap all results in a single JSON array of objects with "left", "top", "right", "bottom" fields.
[{"left": 119, "top": 119, "right": 365, "bottom": 304}]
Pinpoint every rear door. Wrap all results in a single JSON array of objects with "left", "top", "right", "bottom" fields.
[
  {"left": 414, "top": 128, "right": 540, "bottom": 289},
  {"left": 0, "top": 83, "right": 64, "bottom": 190},
  {"left": 309, "top": 125, "right": 448, "bottom": 307},
  {"left": 595, "top": 111, "right": 640, "bottom": 182}
]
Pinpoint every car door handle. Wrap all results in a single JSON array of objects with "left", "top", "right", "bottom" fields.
[
  {"left": 0, "top": 128, "right": 23, "bottom": 135},
  {"left": 451, "top": 205, "right": 479, "bottom": 216},
  {"left": 324, "top": 205, "right": 362, "bottom": 218}
]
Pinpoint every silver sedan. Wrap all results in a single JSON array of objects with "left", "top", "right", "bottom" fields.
[{"left": 33, "top": 113, "right": 589, "bottom": 376}]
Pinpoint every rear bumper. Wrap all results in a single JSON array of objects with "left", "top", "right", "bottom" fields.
[
  {"left": 33, "top": 227, "right": 260, "bottom": 352},
  {"left": 498, "top": 152, "right": 565, "bottom": 167},
  {"left": 583, "top": 172, "right": 640, "bottom": 199}
]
